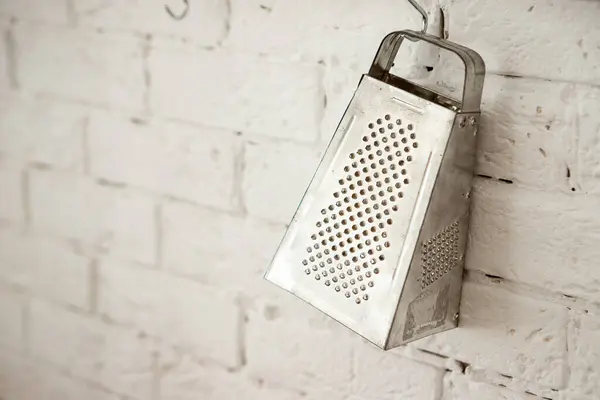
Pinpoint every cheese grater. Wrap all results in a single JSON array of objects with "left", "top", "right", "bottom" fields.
[{"left": 264, "top": 29, "right": 485, "bottom": 350}]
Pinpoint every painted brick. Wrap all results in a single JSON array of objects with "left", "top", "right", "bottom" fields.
[
  {"left": 0, "top": 25, "right": 10, "bottom": 91},
  {"left": 245, "top": 298, "right": 354, "bottom": 394},
  {"left": 567, "top": 312, "right": 600, "bottom": 398},
  {"left": 162, "top": 200, "right": 285, "bottom": 296},
  {"left": 98, "top": 258, "right": 240, "bottom": 368},
  {"left": 414, "top": 281, "right": 568, "bottom": 388},
  {"left": 448, "top": 0, "right": 600, "bottom": 84},
  {"left": 243, "top": 138, "right": 322, "bottom": 223},
  {"left": 227, "top": 0, "right": 426, "bottom": 68},
  {"left": 0, "top": 227, "right": 90, "bottom": 309},
  {"left": 29, "top": 170, "right": 156, "bottom": 265},
  {"left": 352, "top": 343, "right": 444, "bottom": 400},
  {"left": 576, "top": 85, "right": 600, "bottom": 193},
  {"left": 88, "top": 111, "right": 237, "bottom": 210},
  {"left": 0, "top": 93, "right": 86, "bottom": 170},
  {"left": 467, "top": 178, "right": 600, "bottom": 303},
  {"left": 442, "top": 372, "right": 530, "bottom": 400},
  {"left": 0, "top": 350, "right": 120, "bottom": 400},
  {"left": 149, "top": 47, "right": 322, "bottom": 142},
  {"left": 0, "top": 166, "right": 22, "bottom": 223},
  {"left": 475, "top": 75, "right": 579, "bottom": 192},
  {"left": 14, "top": 24, "right": 145, "bottom": 111},
  {"left": 0, "top": 0, "right": 69, "bottom": 24},
  {"left": 159, "top": 353, "right": 304, "bottom": 400},
  {"left": 29, "top": 300, "right": 156, "bottom": 399},
  {"left": 464, "top": 367, "right": 560, "bottom": 399},
  {"left": 0, "top": 290, "right": 23, "bottom": 350},
  {"left": 74, "top": 0, "right": 228, "bottom": 47}
]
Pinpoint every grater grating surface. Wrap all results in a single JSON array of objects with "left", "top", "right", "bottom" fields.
[
  {"left": 420, "top": 222, "right": 461, "bottom": 289},
  {"left": 303, "top": 115, "right": 418, "bottom": 304}
]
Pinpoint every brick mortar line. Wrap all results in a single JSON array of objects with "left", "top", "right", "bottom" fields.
[
  {"left": 465, "top": 269, "right": 600, "bottom": 316},
  {"left": 4, "top": 23, "right": 18, "bottom": 90}
]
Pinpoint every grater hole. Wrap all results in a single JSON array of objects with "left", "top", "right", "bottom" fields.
[{"left": 420, "top": 222, "right": 462, "bottom": 289}]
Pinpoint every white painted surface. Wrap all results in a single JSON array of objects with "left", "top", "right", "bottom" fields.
[{"left": 0, "top": 0, "right": 598, "bottom": 398}]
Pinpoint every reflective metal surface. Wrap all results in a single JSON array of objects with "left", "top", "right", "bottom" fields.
[{"left": 265, "top": 30, "right": 485, "bottom": 349}]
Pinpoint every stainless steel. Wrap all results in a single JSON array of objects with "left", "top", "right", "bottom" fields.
[{"left": 264, "top": 29, "right": 485, "bottom": 350}]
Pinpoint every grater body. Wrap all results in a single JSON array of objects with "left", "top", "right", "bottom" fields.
[{"left": 264, "top": 30, "right": 484, "bottom": 349}]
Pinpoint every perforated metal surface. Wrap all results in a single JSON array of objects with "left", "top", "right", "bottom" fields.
[
  {"left": 419, "top": 222, "right": 460, "bottom": 289},
  {"left": 264, "top": 73, "right": 473, "bottom": 349},
  {"left": 302, "top": 114, "right": 418, "bottom": 304}
]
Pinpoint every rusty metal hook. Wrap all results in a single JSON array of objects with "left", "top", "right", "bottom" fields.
[
  {"left": 407, "top": 0, "right": 428, "bottom": 35},
  {"left": 165, "top": 0, "right": 189, "bottom": 20}
]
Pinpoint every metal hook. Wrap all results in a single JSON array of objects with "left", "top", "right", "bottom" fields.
[
  {"left": 406, "top": 0, "right": 428, "bottom": 35},
  {"left": 165, "top": 0, "right": 189, "bottom": 20}
]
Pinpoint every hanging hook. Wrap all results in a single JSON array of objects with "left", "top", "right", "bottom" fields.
[
  {"left": 406, "top": 0, "right": 428, "bottom": 35},
  {"left": 165, "top": 0, "right": 189, "bottom": 20}
]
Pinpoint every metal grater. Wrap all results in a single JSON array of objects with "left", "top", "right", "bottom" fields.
[{"left": 264, "top": 29, "right": 485, "bottom": 350}]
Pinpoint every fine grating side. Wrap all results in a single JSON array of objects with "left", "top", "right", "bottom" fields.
[
  {"left": 302, "top": 114, "right": 418, "bottom": 305},
  {"left": 419, "top": 222, "right": 461, "bottom": 289}
]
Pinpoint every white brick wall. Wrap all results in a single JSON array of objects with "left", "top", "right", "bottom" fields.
[
  {"left": 98, "top": 258, "right": 241, "bottom": 368},
  {"left": 87, "top": 111, "right": 239, "bottom": 210},
  {"left": 1, "top": 0, "right": 599, "bottom": 399}
]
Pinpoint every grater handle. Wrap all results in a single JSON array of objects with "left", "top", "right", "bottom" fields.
[{"left": 368, "top": 30, "right": 485, "bottom": 113}]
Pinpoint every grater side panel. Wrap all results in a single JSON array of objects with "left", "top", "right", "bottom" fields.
[
  {"left": 387, "top": 112, "right": 479, "bottom": 348},
  {"left": 265, "top": 76, "right": 457, "bottom": 348}
]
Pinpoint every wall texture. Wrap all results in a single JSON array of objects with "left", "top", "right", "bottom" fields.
[{"left": 0, "top": 0, "right": 599, "bottom": 399}]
